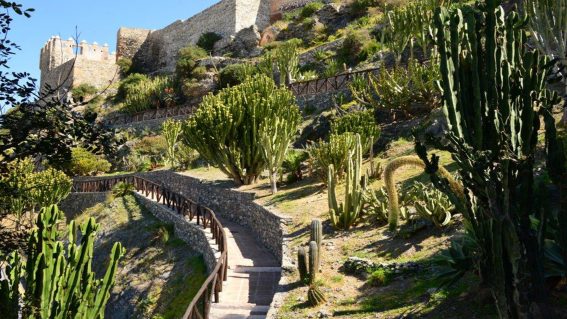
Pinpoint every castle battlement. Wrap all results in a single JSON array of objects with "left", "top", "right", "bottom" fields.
[{"left": 40, "top": 36, "right": 116, "bottom": 74}]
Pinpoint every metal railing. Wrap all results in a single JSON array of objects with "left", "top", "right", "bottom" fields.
[{"left": 72, "top": 176, "right": 228, "bottom": 319}]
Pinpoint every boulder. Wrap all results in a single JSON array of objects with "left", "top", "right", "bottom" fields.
[
  {"left": 260, "top": 26, "right": 281, "bottom": 46},
  {"left": 316, "top": 3, "right": 348, "bottom": 33},
  {"left": 226, "top": 25, "right": 263, "bottom": 58}
]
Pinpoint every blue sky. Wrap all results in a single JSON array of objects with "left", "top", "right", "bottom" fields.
[{"left": 9, "top": 0, "right": 220, "bottom": 81}]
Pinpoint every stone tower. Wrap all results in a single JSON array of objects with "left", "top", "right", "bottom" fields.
[{"left": 39, "top": 36, "right": 119, "bottom": 96}]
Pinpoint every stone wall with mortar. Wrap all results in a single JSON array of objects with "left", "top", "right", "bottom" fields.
[
  {"left": 140, "top": 171, "right": 289, "bottom": 264},
  {"left": 116, "top": 27, "right": 151, "bottom": 60},
  {"left": 134, "top": 193, "right": 218, "bottom": 272},
  {"left": 131, "top": 0, "right": 271, "bottom": 74}
]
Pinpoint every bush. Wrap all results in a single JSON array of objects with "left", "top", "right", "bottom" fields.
[
  {"left": 196, "top": 32, "right": 222, "bottom": 52},
  {"left": 117, "top": 57, "right": 133, "bottom": 76},
  {"left": 368, "top": 268, "right": 391, "bottom": 287},
  {"left": 71, "top": 83, "right": 97, "bottom": 102},
  {"left": 282, "top": 149, "right": 309, "bottom": 183},
  {"left": 300, "top": 1, "right": 324, "bottom": 18},
  {"left": 258, "top": 40, "right": 300, "bottom": 85},
  {"left": 175, "top": 45, "right": 208, "bottom": 80},
  {"left": 307, "top": 132, "right": 357, "bottom": 183},
  {"left": 112, "top": 182, "right": 136, "bottom": 197},
  {"left": 350, "top": 59, "right": 440, "bottom": 114},
  {"left": 218, "top": 63, "right": 257, "bottom": 88},
  {"left": 67, "top": 147, "right": 111, "bottom": 176},
  {"left": 323, "top": 59, "right": 343, "bottom": 78},
  {"left": 331, "top": 110, "right": 380, "bottom": 154},
  {"left": 122, "top": 76, "right": 176, "bottom": 114},
  {"left": 182, "top": 75, "right": 300, "bottom": 185},
  {"left": 336, "top": 30, "right": 371, "bottom": 66},
  {"left": 116, "top": 73, "right": 149, "bottom": 100}
]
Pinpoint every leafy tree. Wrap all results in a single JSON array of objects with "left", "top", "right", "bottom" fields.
[
  {"left": 66, "top": 147, "right": 111, "bottom": 176},
  {"left": 182, "top": 75, "right": 300, "bottom": 185}
]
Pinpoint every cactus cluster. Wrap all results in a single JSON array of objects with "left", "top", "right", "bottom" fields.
[
  {"left": 183, "top": 75, "right": 300, "bottom": 185},
  {"left": 416, "top": 1, "right": 566, "bottom": 316},
  {"left": 0, "top": 205, "right": 125, "bottom": 318},
  {"left": 327, "top": 134, "right": 367, "bottom": 230},
  {"left": 297, "top": 220, "right": 326, "bottom": 306}
]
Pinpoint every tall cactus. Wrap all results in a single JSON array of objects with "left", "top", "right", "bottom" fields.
[
  {"left": 183, "top": 75, "right": 300, "bottom": 185},
  {"left": 259, "top": 102, "right": 301, "bottom": 194},
  {"left": 328, "top": 134, "right": 367, "bottom": 230},
  {"left": 524, "top": 0, "right": 567, "bottom": 122},
  {"left": 0, "top": 205, "right": 125, "bottom": 318},
  {"left": 416, "top": 1, "right": 565, "bottom": 316},
  {"left": 162, "top": 119, "right": 183, "bottom": 168},
  {"left": 297, "top": 246, "right": 309, "bottom": 282},
  {"left": 310, "top": 219, "right": 322, "bottom": 249}
]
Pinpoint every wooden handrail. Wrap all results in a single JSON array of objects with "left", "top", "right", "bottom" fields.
[
  {"left": 102, "top": 67, "right": 381, "bottom": 126},
  {"left": 71, "top": 175, "right": 228, "bottom": 319}
]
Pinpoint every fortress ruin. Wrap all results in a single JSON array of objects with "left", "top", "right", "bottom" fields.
[{"left": 39, "top": 0, "right": 317, "bottom": 96}]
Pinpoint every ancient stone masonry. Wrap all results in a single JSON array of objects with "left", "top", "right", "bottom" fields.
[
  {"left": 39, "top": 0, "right": 284, "bottom": 95},
  {"left": 39, "top": 37, "right": 119, "bottom": 96}
]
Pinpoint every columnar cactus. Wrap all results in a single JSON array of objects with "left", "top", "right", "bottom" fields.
[
  {"left": 327, "top": 134, "right": 367, "bottom": 230},
  {"left": 417, "top": 1, "right": 566, "bottom": 316},
  {"left": 297, "top": 246, "right": 309, "bottom": 282},
  {"left": 183, "top": 75, "right": 300, "bottom": 185},
  {"left": 310, "top": 219, "right": 322, "bottom": 249},
  {"left": 0, "top": 205, "right": 125, "bottom": 318},
  {"left": 162, "top": 119, "right": 183, "bottom": 168}
]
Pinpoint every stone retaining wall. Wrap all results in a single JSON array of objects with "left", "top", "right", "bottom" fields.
[
  {"left": 59, "top": 192, "right": 109, "bottom": 219},
  {"left": 141, "top": 171, "right": 289, "bottom": 264},
  {"left": 134, "top": 193, "right": 218, "bottom": 272}
]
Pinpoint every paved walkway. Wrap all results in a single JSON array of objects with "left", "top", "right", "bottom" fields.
[
  {"left": 209, "top": 219, "right": 281, "bottom": 319},
  {"left": 138, "top": 173, "right": 281, "bottom": 319}
]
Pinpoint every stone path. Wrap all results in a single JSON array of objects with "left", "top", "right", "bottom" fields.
[
  {"left": 139, "top": 173, "right": 281, "bottom": 319},
  {"left": 209, "top": 219, "right": 281, "bottom": 319}
]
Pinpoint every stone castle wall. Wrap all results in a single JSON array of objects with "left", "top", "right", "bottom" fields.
[
  {"left": 39, "top": 0, "right": 285, "bottom": 92},
  {"left": 130, "top": 0, "right": 271, "bottom": 74},
  {"left": 40, "top": 37, "right": 118, "bottom": 92}
]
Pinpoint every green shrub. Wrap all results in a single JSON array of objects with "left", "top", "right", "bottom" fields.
[
  {"left": 71, "top": 83, "right": 97, "bottom": 102},
  {"left": 175, "top": 45, "right": 208, "bottom": 80},
  {"left": 323, "top": 59, "right": 343, "bottom": 77},
  {"left": 117, "top": 57, "right": 133, "bottom": 76},
  {"left": 197, "top": 32, "right": 222, "bottom": 52},
  {"left": 122, "top": 76, "right": 176, "bottom": 114},
  {"left": 219, "top": 63, "right": 257, "bottom": 88},
  {"left": 308, "top": 132, "right": 357, "bottom": 183},
  {"left": 300, "top": 1, "right": 324, "bottom": 18},
  {"left": 124, "top": 152, "right": 152, "bottom": 172},
  {"left": 67, "top": 147, "right": 111, "bottom": 176},
  {"left": 331, "top": 110, "right": 380, "bottom": 154},
  {"left": 336, "top": 30, "right": 371, "bottom": 66},
  {"left": 182, "top": 75, "right": 300, "bottom": 185},
  {"left": 282, "top": 149, "right": 308, "bottom": 183},
  {"left": 350, "top": 59, "right": 440, "bottom": 114},
  {"left": 368, "top": 268, "right": 391, "bottom": 287},
  {"left": 112, "top": 182, "right": 136, "bottom": 197},
  {"left": 116, "top": 73, "right": 149, "bottom": 100}
]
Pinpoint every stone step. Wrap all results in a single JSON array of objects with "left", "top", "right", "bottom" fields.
[{"left": 233, "top": 266, "right": 282, "bottom": 273}]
